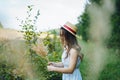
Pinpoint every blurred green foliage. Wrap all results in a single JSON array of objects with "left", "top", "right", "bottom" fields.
[
  {"left": 42, "top": 30, "right": 62, "bottom": 80},
  {"left": 0, "top": 22, "right": 3, "bottom": 28},
  {"left": 0, "top": 62, "right": 24, "bottom": 80},
  {"left": 76, "top": 11, "right": 90, "bottom": 41},
  {"left": 76, "top": 0, "right": 120, "bottom": 49},
  {"left": 98, "top": 49, "right": 120, "bottom": 80},
  {"left": 76, "top": 0, "right": 120, "bottom": 80},
  {"left": 108, "top": 0, "right": 120, "bottom": 49}
]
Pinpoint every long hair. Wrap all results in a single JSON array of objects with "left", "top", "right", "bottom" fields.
[{"left": 60, "top": 27, "right": 83, "bottom": 60}]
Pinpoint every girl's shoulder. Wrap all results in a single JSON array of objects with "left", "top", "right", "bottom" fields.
[
  {"left": 70, "top": 47, "right": 83, "bottom": 61},
  {"left": 69, "top": 48, "right": 79, "bottom": 56}
]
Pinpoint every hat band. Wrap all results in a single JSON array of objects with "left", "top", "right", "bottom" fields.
[{"left": 63, "top": 25, "right": 76, "bottom": 34}]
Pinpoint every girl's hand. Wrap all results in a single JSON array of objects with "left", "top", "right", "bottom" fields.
[
  {"left": 47, "top": 65, "right": 55, "bottom": 71},
  {"left": 48, "top": 62, "right": 55, "bottom": 66}
]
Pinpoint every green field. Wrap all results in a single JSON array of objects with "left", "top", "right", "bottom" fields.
[{"left": 0, "top": 29, "right": 119, "bottom": 80}]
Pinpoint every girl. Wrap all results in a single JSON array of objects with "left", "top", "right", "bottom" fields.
[{"left": 47, "top": 21, "right": 83, "bottom": 80}]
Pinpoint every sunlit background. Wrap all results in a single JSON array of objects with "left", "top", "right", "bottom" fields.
[{"left": 0, "top": 0, "right": 87, "bottom": 31}]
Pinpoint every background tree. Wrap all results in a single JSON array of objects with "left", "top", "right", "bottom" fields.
[
  {"left": 76, "top": 0, "right": 120, "bottom": 49},
  {"left": 0, "top": 22, "right": 3, "bottom": 28},
  {"left": 76, "top": 10, "right": 90, "bottom": 41},
  {"left": 108, "top": 0, "right": 120, "bottom": 49},
  {"left": 76, "top": 0, "right": 120, "bottom": 79}
]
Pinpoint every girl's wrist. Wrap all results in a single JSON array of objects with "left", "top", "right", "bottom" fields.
[
  {"left": 52, "top": 66, "right": 56, "bottom": 71},
  {"left": 53, "top": 62, "right": 56, "bottom": 66}
]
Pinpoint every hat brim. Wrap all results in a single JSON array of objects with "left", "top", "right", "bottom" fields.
[{"left": 59, "top": 25, "right": 76, "bottom": 36}]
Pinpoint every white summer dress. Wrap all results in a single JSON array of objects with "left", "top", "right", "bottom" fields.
[{"left": 62, "top": 50, "right": 82, "bottom": 80}]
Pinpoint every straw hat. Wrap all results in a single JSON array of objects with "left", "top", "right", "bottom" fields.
[{"left": 62, "top": 21, "right": 77, "bottom": 36}]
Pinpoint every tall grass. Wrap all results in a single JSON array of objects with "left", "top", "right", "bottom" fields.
[
  {"left": 0, "top": 29, "right": 47, "bottom": 80},
  {"left": 79, "top": 0, "right": 116, "bottom": 80}
]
